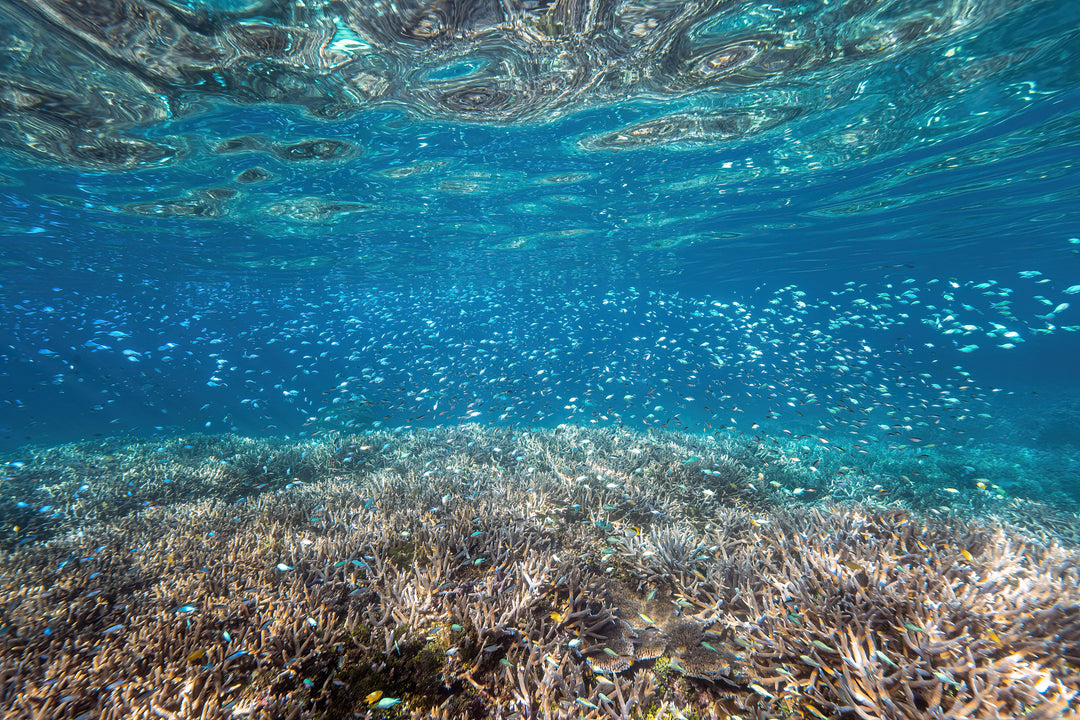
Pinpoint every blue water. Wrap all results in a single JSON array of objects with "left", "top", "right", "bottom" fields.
[
  {"left": 1, "top": 0, "right": 1079, "bottom": 494},
  {"left": 4, "top": 4, "right": 1080, "bottom": 718}
]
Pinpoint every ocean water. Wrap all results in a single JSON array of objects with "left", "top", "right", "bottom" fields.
[{"left": 1, "top": 1, "right": 1080, "bottom": 719}]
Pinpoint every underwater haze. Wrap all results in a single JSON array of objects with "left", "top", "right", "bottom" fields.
[
  {"left": 2, "top": 0, "right": 1080, "bottom": 453},
  {"left": 1, "top": 1, "right": 1080, "bottom": 719}
]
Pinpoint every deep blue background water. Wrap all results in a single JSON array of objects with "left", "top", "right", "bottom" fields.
[{"left": 1, "top": 0, "right": 1079, "bottom": 465}]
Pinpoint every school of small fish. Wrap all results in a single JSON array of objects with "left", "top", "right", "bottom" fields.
[{"left": 1, "top": 266, "right": 1077, "bottom": 450}]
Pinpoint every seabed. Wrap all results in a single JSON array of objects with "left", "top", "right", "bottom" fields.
[{"left": 0, "top": 424, "right": 1077, "bottom": 719}]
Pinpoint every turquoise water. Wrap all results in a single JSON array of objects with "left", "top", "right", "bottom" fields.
[
  {"left": 2, "top": 0, "right": 1079, "bottom": 461},
  {"left": 1, "top": 3, "right": 1080, "bottom": 718}
]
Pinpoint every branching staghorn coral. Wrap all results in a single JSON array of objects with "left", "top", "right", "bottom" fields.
[{"left": 0, "top": 425, "right": 1077, "bottom": 719}]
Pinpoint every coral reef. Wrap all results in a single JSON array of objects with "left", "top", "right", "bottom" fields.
[{"left": 0, "top": 425, "right": 1077, "bottom": 719}]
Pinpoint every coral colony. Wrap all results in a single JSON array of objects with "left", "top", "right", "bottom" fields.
[{"left": 1, "top": 424, "right": 1077, "bottom": 719}]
